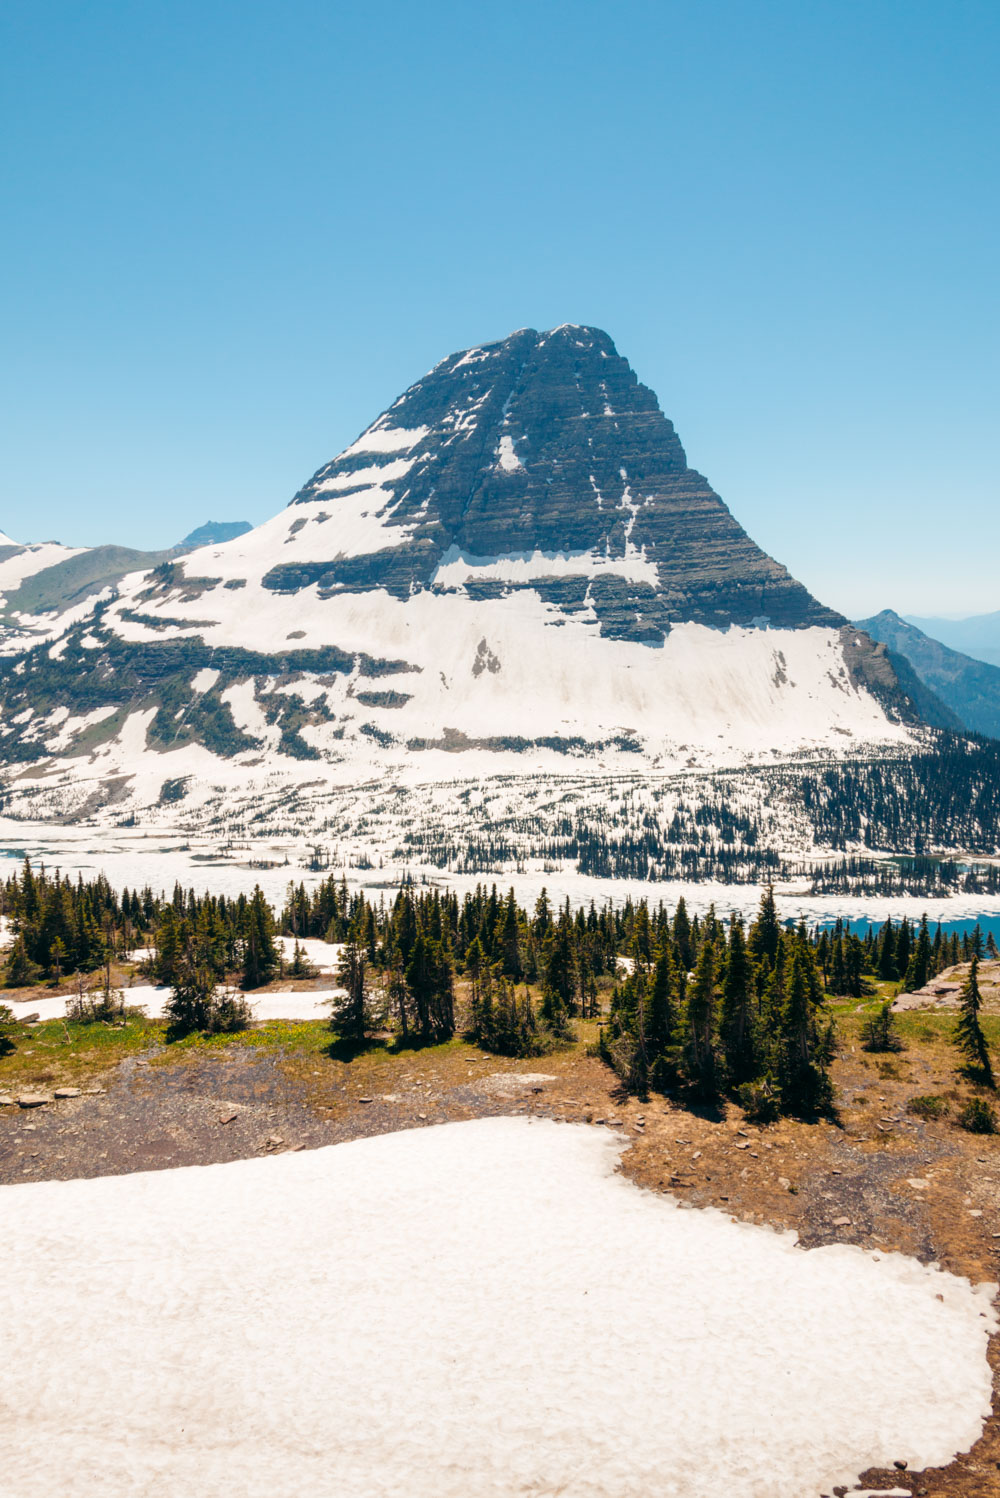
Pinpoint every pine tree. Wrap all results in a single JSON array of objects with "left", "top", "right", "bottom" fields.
[
  {"left": 903, "top": 916, "right": 932, "bottom": 992},
  {"left": 165, "top": 960, "right": 221, "bottom": 1033},
  {"left": 829, "top": 936, "right": 846, "bottom": 995},
  {"left": 0, "top": 1002, "right": 21, "bottom": 1056},
  {"left": 242, "top": 887, "right": 279, "bottom": 989},
  {"left": 954, "top": 956, "right": 994, "bottom": 1085},
  {"left": 4, "top": 934, "right": 40, "bottom": 988},
  {"left": 541, "top": 918, "right": 575, "bottom": 1033},
  {"left": 895, "top": 917, "right": 912, "bottom": 978},
  {"left": 748, "top": 884, "right": 781, "bottom": 966},
  {"left": 332, "top": 941, "right": 377, "bottom": 1044},
  {"left": 498, "top": 890, "right": 522, "bottom": 979},
  {"left": 720, "top": 921, "right": 756, "bottom": 1084},
  {"left": 672, "top": 897, "right": 694, "bottom": 970},
  {"left": 877, "top": 917, "right": 897, "bottom": 981},
  {"left": 779, "top": 940, "right": 832, "bottom": 1113},
  {"left": 645, "top": 945, "right": 678, "bottom": 1062},
  {"left": 405, "top": 933, "right": 455, "bottom": 1042},
  {"left": 684, "top": 942, "right": 720, "bottom": 1098}
]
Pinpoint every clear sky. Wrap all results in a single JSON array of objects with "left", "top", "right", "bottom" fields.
[{"left": 1, "top": 0, "right": 997, "bottom": 617}]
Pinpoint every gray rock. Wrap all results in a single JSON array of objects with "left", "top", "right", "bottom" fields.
[
  {"left": 17, "top": 1093, "right": 51, "bottom": 1108},
  {"left": 282, "top": 326, "right": 844, "bottom": 642}
]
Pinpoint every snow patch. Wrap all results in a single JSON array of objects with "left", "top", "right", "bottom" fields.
[
  {"left": 431, "top": 544, "right": 659, "bottom": 588},
  {"left": 0, "top": 1119, "right": 993, "bottom": 1498},
  {"left": 334, "top": 424, "right": 429, "bottom": 462},
  {"left": 496, "top": 434, "right": 523, "bottom": 471}
]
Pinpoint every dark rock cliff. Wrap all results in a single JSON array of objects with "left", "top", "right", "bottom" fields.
[{"left": 270, "top": 325, "right": 843, "bottom": 643}]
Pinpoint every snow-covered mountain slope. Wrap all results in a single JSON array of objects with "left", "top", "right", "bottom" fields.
[
  {"left": 0, "top": 325, "right": 946, "bottom": 879},
  {"left": 0, "top": 534, "right": 86, "bottom": 602}
]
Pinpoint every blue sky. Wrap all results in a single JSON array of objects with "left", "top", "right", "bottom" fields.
[{"left": 1, "top": 0, "right": 997, "bottom": 616}]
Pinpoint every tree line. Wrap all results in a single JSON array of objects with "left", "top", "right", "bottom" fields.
[{"left": 2, "top": 862, "right": 998, "bottom": 1115}]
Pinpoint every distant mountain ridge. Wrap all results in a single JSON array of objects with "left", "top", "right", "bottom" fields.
[
  {"left": 0, "top": 521, "right": 254, "bottom": 633},
  {"left": 904, "top": 612, "right": 1000, "bottom": 670},
  {"left": 857, "top": 610, "right": 1000, "bottom": 740},
  {"left": 181, "top": 520, "right": 252, "bottom": 548}
]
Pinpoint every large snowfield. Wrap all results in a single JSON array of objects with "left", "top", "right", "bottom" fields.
[
  {"left": 2, "top": 818, "right": 999, "bottom": 932},
  {"left": 0, "top": 1117, "right": 995, "bottom": 1497}
]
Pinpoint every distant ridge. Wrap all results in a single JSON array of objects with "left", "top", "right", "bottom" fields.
[
  {"left": 904, "top": 611, "right": 1000, "bottom": 670},
  {"left": 858, "top": 610, "right": 1000, "bottom": 740},
  {"left": 181, "top": 520, "right": 252, "bottom": 548}
]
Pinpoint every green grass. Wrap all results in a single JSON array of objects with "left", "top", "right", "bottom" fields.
[
  {"left": 0, "top": 1013, "right": 160, "bottom": 1091},
  {"left": 907, "top": 1094, "right": 950, "bottom": 1120}
]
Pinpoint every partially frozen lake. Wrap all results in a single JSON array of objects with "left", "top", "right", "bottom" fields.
[{"left": 0, "top": 1117, "right": 995, "bottom": 1497}]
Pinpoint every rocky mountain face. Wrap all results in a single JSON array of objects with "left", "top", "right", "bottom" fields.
[
  {"left": 0, "top": 326, "right": 944, "bottom": 876},
  {"left": 280, "top": 324, "right": 840, "bottom": 642},
  {"left": 858, "top": 610, "right": 1000, "bottom": 739}
]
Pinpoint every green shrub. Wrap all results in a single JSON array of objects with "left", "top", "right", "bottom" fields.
[
  {"left": 737, "top": 1077, "right": 781, "bottom": 1123},
  {"left": 861, "top": 1000, "right": 903, "bottom": 1053},
  {"left": 957, "top": 1096, "right": 997, "bottom": 1134},
  {"left": 907, "top": 1094, "right": 949, "bottom": 1121},
  {"left": 0, "top": 1002, "right": 22, "bottom": 1056}
]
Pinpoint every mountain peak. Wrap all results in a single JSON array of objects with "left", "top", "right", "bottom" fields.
[{"left": 280, "top": 325, "right": 839, "bottom": 641}]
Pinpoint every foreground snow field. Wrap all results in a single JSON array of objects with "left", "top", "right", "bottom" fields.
[{"left": 0, "top": 1118, "right": 995, "bottom": 1498}]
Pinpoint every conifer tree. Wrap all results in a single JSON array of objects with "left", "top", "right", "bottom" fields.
[
  {"left": 644, "top": 944, "right": 678, "bottom": 1063},
  {"left": 4, "top": 934, "right": 40, "bottom": 988},
  {"left": 0, "top": 1002, "right": 20, "bottom": 1056},
  {"left": 165, "top": 959, "right": 239, "bottom": 1033},
  {"left": 541, "top": 917, "right": 575, "bottom": 1033},
  {"left": 720, "top": 921, "right": 756, "bottom": 1084},
  {"left": 895, "top": 917, "right": 912, "bottom": 978},
  {"left": 903, "top": 916, "right": 932, "bottom": 992},
  {"left": 829, "top": 936, "right": 847, "bottom": 996},
  {"left": 684, "top": 941, "right": 720, "bottom": 1098},
  {"left": 779, "top": 941, "right": 833, "bottom": 1113},
  {"left": 748, "top": 884, "right": 781, "bottom": 967},
  {"left": 877, "top": 917, "right": 897, "bottom": 981},
  {"left": 672, "top": 897, "right": 694, "bottom": 970},
  {"left": 242, "top": 887, "right": 279, "bottom": 989},
  {"left": 405, "top": 933, "right": 454, "bottom": 1042},
  {"left": 498, "top": 890, "right": 522, "bottom": 979},
  {"left": 332, "top": 941, "right": 377, "bottom": 1044},
  {"left": 954, "top": 956, "right": 994, "bottom": 1086}
]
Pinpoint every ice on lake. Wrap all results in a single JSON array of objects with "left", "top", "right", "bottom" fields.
[{"left": 0, "top": 1117, "right": 995, "bottom": 1497}]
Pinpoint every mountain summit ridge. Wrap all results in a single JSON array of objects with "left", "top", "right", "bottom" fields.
[{"left": 272, "top": 324, "right": 840, "bottom": 643}]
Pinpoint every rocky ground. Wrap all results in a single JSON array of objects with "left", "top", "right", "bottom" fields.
[
  {"left": 3, "top": 1007, "right": 1000, "bottom": 1496},
  {"left": 895, "top": 959, "right": 1000, "bottom": 1013}
]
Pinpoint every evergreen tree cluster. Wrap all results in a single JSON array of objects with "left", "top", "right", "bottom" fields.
[
  {"left": 3, "top": 861, "right": 997, "bottom": 1082},
  {"left": 800, "top": 734, "right": 1000, "bottom": 855},
  {"left": 601, "top": 889, "right": 835, "bottom": 1117},
  {"left": 2, "top": 861, "right": 150, "bottom": 987}
]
